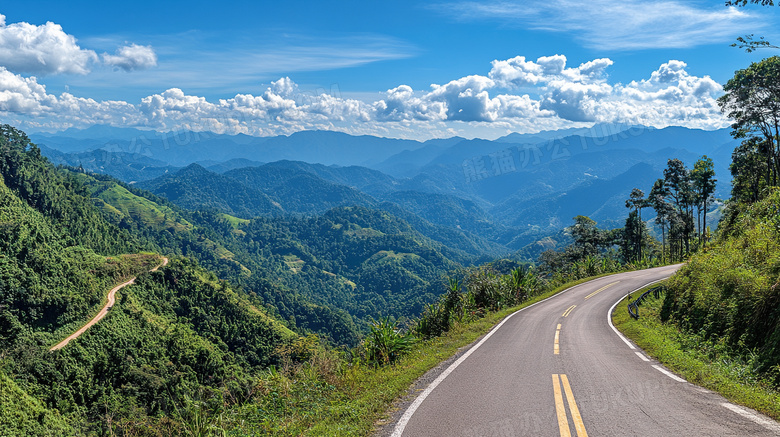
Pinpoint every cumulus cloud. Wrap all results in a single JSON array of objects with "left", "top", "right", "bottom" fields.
[
  {"left": 489, "top": 55, "right": 613, "bottom": 89},
  {"left": 374, "top": 85, "right": 446, "bottom": 121},
  {"left": 102, "top": 44, "right": 158, "bottom": 71},
  {"left": 0, "top": 15, "right": 157, "bottom": 76},
  {"left": 0, "top": 67, "right": 57, "bottom": 113},
  {"left": 0, "top": 14, "right": 98, "bottom": 75},
  {"left": 0, "top": 54, "right": 729, "bottom": 138},
  {"left": 568, "top": 60, "right": 724, "bottom": 127},
  {"left": 426, "top": 75, "right": 499, "bottom": 122},
  {"left": 0, "top": 67, "right": 140, "bottom": 125}
]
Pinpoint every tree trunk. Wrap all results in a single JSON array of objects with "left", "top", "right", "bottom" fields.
[
  {"left": 702, "top": 199, "right": 707, "bottom": 246},
  {"left": 661, "top": 224, "right": 666, "bottom": 263}
]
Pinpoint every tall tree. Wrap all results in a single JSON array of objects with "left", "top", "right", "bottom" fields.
[
  {"left": 625, "top": 188, "right": 648, "bottom": 260},
  {"left": 731, "top": 137, "right": 771, "bottom": 202},
  {"left": 691, "top": 156, "right": 717, "bottom": 245},
  {"left": 648, "top": 179, "right": 672, "bottom": 261},
  {"left": 718, "top": 56, "right": 780, "bottom": 199},
  {"left": 663, "top": 159, "right": 695, "bottom": 254},
  {"left": 568, "top": 215, "right": 602, "bottom": 259}
]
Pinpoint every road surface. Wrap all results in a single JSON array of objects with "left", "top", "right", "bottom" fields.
[
  {"left": 388, "top": 265, "right": 780, "bottom": 436},
  {"left": 50, "top": 256, "right": 168, "bottom": 351}
]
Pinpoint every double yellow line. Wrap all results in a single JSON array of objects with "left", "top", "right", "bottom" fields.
[
  {"left": 549, "top": 281, "right": 611, "bottom": 435},
  {"left": 552, "top": 374, "right": 588, "bottom": 437},
  {"left": 584, "top": 281, "right": 619, "bottom": 300}
]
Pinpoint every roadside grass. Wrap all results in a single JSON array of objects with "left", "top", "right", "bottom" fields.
[
  {"left": 612, "top": 285, "right": 780, "bottom": 421},
  {"left": 245, "top": 272, "right": 625, "bottom": 436}
]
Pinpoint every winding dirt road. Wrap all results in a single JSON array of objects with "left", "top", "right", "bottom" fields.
[{"left": 50, "top": 256, "right": 168, "bottom": 351}]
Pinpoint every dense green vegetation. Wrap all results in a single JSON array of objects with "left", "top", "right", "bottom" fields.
[
  {"left": 0, "top": 370, "right": 75, "bottom": 436},
  {"left": 0, "top": 125, "right": 306, "bottom": 435},
  {"left": 57, "top": 159, "right": 474, "bottom": 345},
  {"left": 662, "top": 189, "right": 780, "bottom": 383},
  {"left": 223, "top": 166, "right": 378, "bottom": 215},
  {"left": 136, "top": 161, "right": 507, "bottom": 259},
  {"left": 137, "top": 163, "right": 285, "bottom": 218},
  {"left": 615, "top": 55, "right": 780, "bottom": 419},
  {"left": 4, "top": 258, "right": 298, "bottom": 435}
]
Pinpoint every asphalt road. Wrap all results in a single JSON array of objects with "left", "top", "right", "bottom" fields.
[{"left": 389, "top": 265, "right": 780, "bottom": 436}]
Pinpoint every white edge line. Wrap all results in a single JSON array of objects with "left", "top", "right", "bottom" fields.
[
  {"left": 606, "top": 276, "right": 692, "bottom": 383},
  {"left": 606, "top": 279, "right": 667, "bottom": 350},
  {"left": 390, "top": 278, "right": 603, "bottom": 437},
  {"left": 651, "top": 364, "right": 687, "bottom": 382},
  {"left": 721, "top": 402, "right": 780, "bottom": 433},
  {"left": 635, "top": 351, "right": 650, "bottom": 362},
  {"left": 609, "top": 268, "right": 780, "bottom": 432}
]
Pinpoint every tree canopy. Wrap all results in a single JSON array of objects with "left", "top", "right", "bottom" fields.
[{"left": 719, "top": 57, "right": 780, "bottom": 201}]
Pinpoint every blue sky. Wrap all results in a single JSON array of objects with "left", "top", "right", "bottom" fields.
[{"left": 1, "top": 1, "right": 778, "bottom": 139}]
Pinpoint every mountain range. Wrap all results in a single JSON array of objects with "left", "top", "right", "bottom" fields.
[{"left": 31, "top": 124, "right": 737, "bottom": 258}]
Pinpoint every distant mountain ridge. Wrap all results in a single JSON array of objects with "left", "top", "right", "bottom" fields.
[{"left": 34, "top": 125, "right": 738, "bottom": 259}]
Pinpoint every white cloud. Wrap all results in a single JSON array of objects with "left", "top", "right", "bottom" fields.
[
  {"left": 0, "top": 15, "right": 159, "bottom": 76},
  {"left": 0, "top": 67, "right": 140, "bottom": 125},
  {"left": 0, "top": 54, "right": 729, "bottom": 139},
  {"left": 438, "top": 0, "right": 765, "bottom": 50},
  {"left": 490, "top": 55, "right": 613, "bottom": 89},
  {"left": 0, "top": 67, "right": 57, "bottom": 113},
  {"left": 102, "top": 44, "right": 158, "bottom": 71},
  {"left": 0, "top": 14, "right": 98, "bottom": 75},
  {"left": 573, "top": 61, "right": 725, "bottom": 128},
  {"left": 489, "top": 56, "right": 546, "bottom": 87},
  {"left": 374, "top": 85, "right": 447, "bottom": 121},
  {"left": 541, "top": 81, "right": 614, "bottom": 122},
  {"left": 426, "top": 75, "right": 499, "bottom": 122}
]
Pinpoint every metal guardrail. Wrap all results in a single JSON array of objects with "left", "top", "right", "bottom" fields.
[{"left": 628, "top": 286, "right": 665, "bottom": 320}]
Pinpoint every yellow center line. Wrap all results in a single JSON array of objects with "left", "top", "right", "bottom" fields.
[
  {"left": 562, "top": 305, "right": 576, "bottom": 317},
  {"left": 554, "top": 323, "right": 561, "bottom": 355},
  {"left": 584, "top": 281, "right": 620, "bottom": 300},
  {"left": 561, "top": 374, "right": 589, "bottom": 437},
  {"left": 552, "top": 374, "right": 571, "bottom": 437},
  {"left": 552, "top": 374, "right": 589, "bottom": 437}
]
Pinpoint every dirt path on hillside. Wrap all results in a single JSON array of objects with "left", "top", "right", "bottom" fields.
[{"left": 50, "top": 256, "right": 169, "bottom": 351}]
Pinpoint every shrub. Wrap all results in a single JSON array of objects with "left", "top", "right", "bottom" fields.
[{"left": 362, "top": 317, "right": 415, "bottom": 366}]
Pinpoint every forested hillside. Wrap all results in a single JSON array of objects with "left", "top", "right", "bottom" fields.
[
  {"left": 137, "top": 162, "right": 507, "bottom": 259},
  {"left": 136, "top": 163, "right": 285, "bottom": 218},
  {"left": 3, "top": 123, "right": 479, "bottom": 340},
  {"left": 85, "top": 170, "right": 469, "bottom": 339},
  {"left": 0, "top": 125, "right": 299, "bottom": 435}
]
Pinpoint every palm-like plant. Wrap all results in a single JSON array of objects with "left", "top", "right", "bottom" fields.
[{"left": 363, "top": 317, "right": 415, "bottom": 365}]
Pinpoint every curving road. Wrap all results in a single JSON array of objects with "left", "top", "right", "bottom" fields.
[
  {"left": 388, "top": 265, "right": 780, "bottom": 436},
  {"left": 50, "top": 256, "right": 168, "bottom": 351}
]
